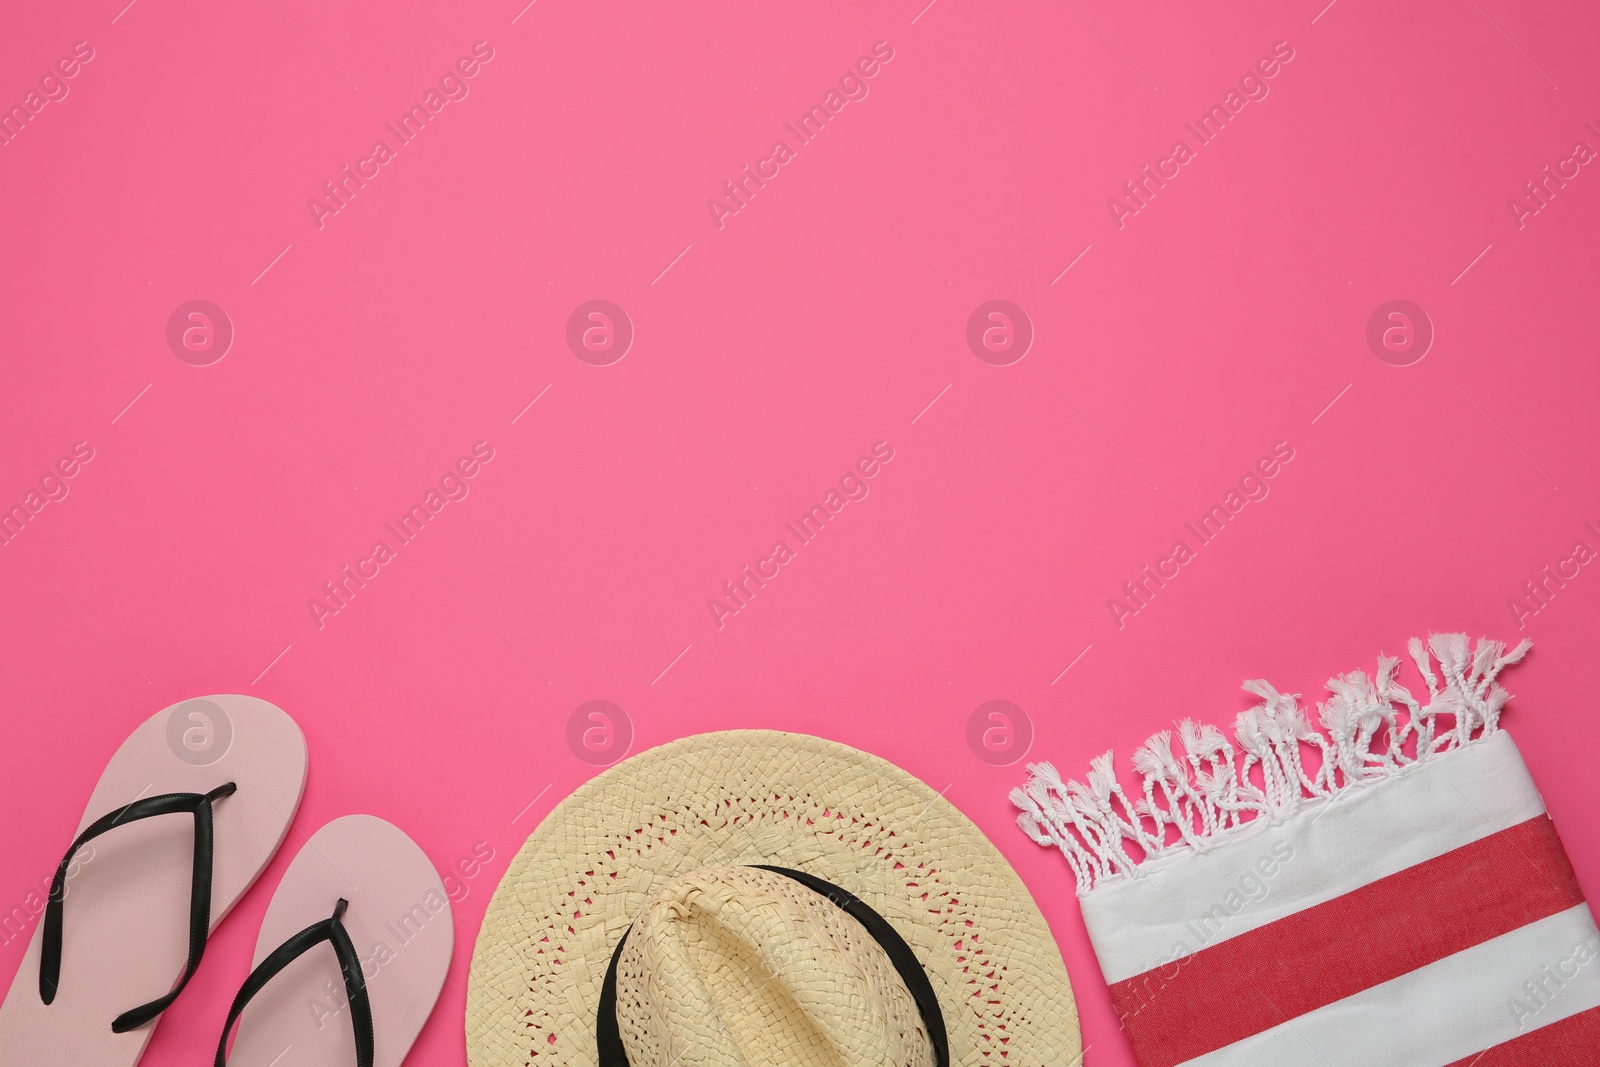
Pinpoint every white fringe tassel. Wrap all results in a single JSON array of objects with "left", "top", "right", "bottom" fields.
[{"left": 1012, "top": 634, "right": 1531, "bottom": 895}]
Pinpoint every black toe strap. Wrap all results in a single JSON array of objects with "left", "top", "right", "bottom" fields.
[
  {"left": 215, "top": 898, "right": 375, "bottom": 1067},
  {"left": 41, "top": 781, "right": 237, "bottom": 1032}
]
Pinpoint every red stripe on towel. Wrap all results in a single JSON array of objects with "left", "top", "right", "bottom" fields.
[
  {"left": 1109, "top": 815, "right": 1585, "bottom": 1067},
  {"left": 1442, "top": 1004, "right": 1600, "bottom": 1066}
]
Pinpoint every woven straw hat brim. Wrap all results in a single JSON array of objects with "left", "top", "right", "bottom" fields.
[{"left": 466, "top": 730, "right": 1079, "bottom": 1067}]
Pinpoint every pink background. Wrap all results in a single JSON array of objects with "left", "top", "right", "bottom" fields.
[{"left": 3, "top": 1, "right": 1598, "bottom": 1064}]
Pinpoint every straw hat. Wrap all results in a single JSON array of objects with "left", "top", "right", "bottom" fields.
[{"left": 467, "top": 731, "right": 1079, "bottom": 1067}]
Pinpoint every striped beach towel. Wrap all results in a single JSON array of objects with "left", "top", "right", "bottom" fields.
[{"left": 1013, "top": 635, "right": 1600, "bottom": 1066}]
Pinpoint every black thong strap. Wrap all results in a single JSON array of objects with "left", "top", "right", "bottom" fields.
[
  {"left": 214, "top": 898, "right": 375, "bottom": 1067},
  {"left": 40, "top": 781, "right": 237, "bottom": 1032}
]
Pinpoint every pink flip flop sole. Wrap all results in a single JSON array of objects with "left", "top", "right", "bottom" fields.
[
  {"left": 0, "top": 694, "right": 308, "bottom": 1065},
  {"left": 222, "top": 815, "right": 453, "bottom": 1067}
]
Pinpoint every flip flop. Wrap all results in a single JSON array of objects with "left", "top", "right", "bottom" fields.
[
  {"left": 0, "top": 694, "right": 308, "bottom": 1065},
  {"left": 214, "top": 814, "right": 453, "bottom": 1067}
]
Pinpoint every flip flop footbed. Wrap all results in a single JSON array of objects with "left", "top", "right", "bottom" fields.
[
  {"left": 0, "top": 695, "right": 307, "bottom": 1065},
  {"left": 224, "top": 814, "right": 453, "bottom": 1067}
]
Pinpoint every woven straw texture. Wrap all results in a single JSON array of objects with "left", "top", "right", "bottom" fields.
[
  {"left": 615, "top": 865, "right": 934, "bottom": 1067},
  {"left": 466, "top": 730, "right": 1080, "bottom": 1067}
]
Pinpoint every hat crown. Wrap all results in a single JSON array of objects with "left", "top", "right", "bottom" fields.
[{"left": 614, "top": 866, "right": 934, "bottom": 1067}]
